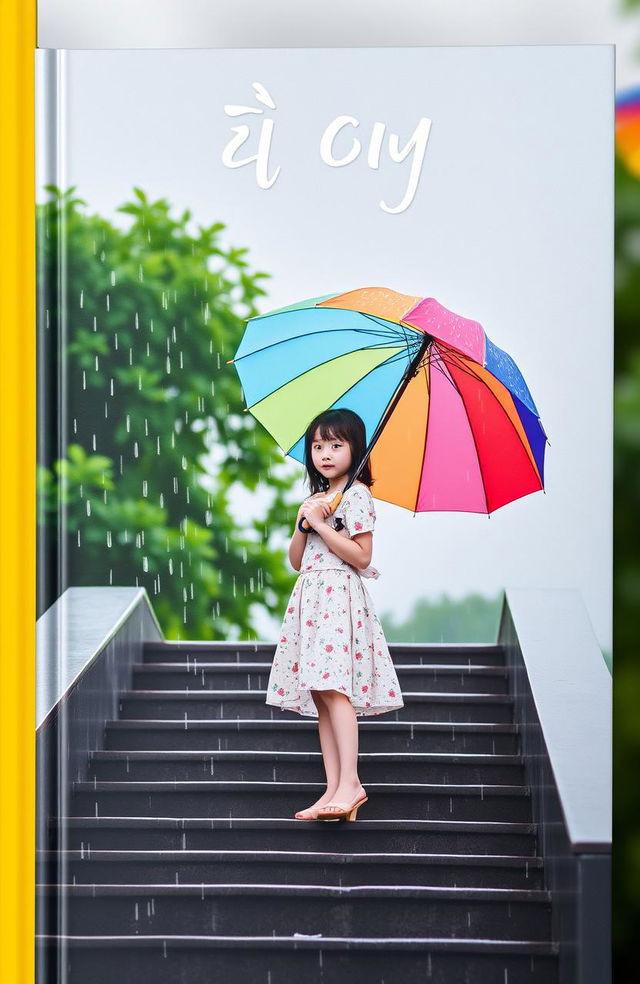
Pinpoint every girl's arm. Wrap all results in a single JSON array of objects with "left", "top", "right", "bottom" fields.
[
  {"left": 302, "top": 500, "right": 373, "bottom": 571},
  {"left": 288, "top": 497, "right": 331, "bottom": 572},
  {"left": 288, "top": 517, "right": 308, "bottom": 572},
  {"left": 315, "top": 524, "right": 372, "bottom": 571}
]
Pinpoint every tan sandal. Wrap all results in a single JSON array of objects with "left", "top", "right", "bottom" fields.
[
  {"left": 317, "top": 793, "right": 368, "bottom": 822},
  {"left": 294, "top": 804, "right": 327, "bottom": 821}
]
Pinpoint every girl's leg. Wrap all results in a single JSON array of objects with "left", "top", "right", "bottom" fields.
[
  {"left": 315, "top": 690, "right": 342, "bottom": 794},
  {"left": 319, "top": 691, "right": 366, "bottom": 812},
  {"left": 294, "top": 691, "right": 340, "bottom": 817}
]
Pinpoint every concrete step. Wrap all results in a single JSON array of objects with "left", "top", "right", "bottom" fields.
[
  {"left": 51, "top": 817, "right": 539, "bottom": 856},
  {"left": 36, "top": 883, "right": 552, "bottom": 939},
  {"left": 87, "top": 749, "right": 525, "bottom": 785},
  {"left": 117, "top": 691, "right": 515, "bottom": 724},
  {"left": 133, "top": 663, "right": 510, "bottom": 694},
  {"left": 104, "top": 719, "right": 520, "bottom": 754},
  {"left": 143, "top": 641, "right": 507, "bottom": 667},
  {"left": 40, "top": 634, "right": 560, "bottom": 983},
  {"left": 70, "top": 780, "right": 532, "bottom": 822},
  {"left": 35, "top": 935, "right": 558, "bottom": 984},
  {"left": 39, "top": 848, "right": 544, "bottom": 889}
]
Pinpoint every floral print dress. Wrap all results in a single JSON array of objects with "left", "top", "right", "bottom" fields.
[{"left": 265, "top": 481, "right": 404, "bottom": 718}]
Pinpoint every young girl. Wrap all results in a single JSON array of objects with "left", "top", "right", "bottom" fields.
[{"left": 265, "top": 407, "right": 404, "bottom": 822}]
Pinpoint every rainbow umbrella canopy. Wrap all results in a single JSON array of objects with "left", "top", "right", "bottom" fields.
[
  {"left": 229, "top": 287, "right": 547, "bottom": 515},
  {"left": 616, "top": 86, "right": 640, "bottom": 178}
]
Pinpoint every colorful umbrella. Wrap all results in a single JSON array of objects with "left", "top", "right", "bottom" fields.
[
  {"left": 228, "top": 286, "right": 547, "bottom": 518},
  {"left": 616, "top": 86, "right": 640, "bottom": 178}
]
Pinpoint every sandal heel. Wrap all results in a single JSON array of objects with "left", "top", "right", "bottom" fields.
[{"left": 346, "top": 796, "right": 368, "bottom": 821}]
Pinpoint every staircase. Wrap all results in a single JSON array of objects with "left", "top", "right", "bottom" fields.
[{"left": 38, "top": 641, "right": 559, "bottom": 983}]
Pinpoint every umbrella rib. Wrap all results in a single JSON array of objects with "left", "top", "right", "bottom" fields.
[
  {"left": 412, "top": 341, "right": 521, "bottom": 415},
  {"left": 435, "top": 341, "right": 540, "bottom": 421},
  {"left": 359, "top": 311, "right": 424, "bottom": 338},
  {"left": 234, "top": 329, "right": 397, "bottom": 364},
  {"left": 413, "top": 361, "right": 432, "bottom": 515},
  {"left": 355, "top": 340, "right": 429, "bottom": 463},
  {"left": 312, "top": 304, "right": 424, "bottom": 339},
  {"left": 442, "top": 356, "right": 490, "bottom": 515},
  {"left": 346, "top": 334, "right": 432, "bottom": 504},
  {"left": 434, "top": 344, "right": 544, "bottom": 486},
  {"left": 282, "top": 347, "right": 421, "bottom": 456},
  {"left": 422, "top": 345, "right": 532, "bottom": 512},
  {"left": 244, "top": 344, "right": 421, "bottom": 413},
  {"left": 431, "top": 343, "right": 507, "bottom": 396},
  {"left": 234, "top": 319, "right": 416, "bottom": 364}
]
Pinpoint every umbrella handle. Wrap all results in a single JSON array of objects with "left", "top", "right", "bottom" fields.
[{"left": 298, "top": 492, "right": 343, "bottom": 533}]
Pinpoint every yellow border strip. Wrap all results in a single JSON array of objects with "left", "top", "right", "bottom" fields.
[{"left": 0, "top": 1, "right": 36, "bottom": 982}]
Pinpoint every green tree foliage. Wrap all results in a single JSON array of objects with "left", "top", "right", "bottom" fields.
[{"left": 36, "top": 187, "right": 299, "bottom": 639}]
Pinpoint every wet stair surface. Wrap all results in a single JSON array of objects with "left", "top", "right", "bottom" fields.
[{"left": 38, "top": 642, "right": 559, "bottom": 983}]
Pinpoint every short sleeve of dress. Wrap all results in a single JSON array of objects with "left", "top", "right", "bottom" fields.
[{"left": 342, "top": 486, "right": 376, "bottom": 537}]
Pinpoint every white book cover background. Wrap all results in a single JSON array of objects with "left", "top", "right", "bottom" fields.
[{"left": 36, "top": 46, "right": 613, "bottom": 652}]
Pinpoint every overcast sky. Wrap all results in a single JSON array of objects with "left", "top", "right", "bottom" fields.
[{"left": 36, "top": 20, "right": 622, "bottom": 652}]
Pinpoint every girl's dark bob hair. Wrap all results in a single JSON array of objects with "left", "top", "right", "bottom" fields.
[{"left": 303, "top": 408, "right": 374, "bottom": 495}]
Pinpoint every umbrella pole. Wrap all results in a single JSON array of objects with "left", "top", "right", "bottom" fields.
[
  {"left": 347, "top": 332, "right": 433, "bottom": 491},
  {"left": 298, "top": 333, "right": 431, "bottom": 532}
]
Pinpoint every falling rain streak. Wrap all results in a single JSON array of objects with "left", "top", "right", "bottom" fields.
[{"left": 40, "top": 193, "right": 291, "bottom": 642}]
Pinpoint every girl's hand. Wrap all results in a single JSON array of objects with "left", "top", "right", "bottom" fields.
[
  {"left": 296, "top": 493, "right": 328, "bottom": 521},
  {"left": 299, "top": 497, "right": 332, "bottom": 530},
  {"left": 295, "top": 499, "right": 314, "bottom": 522}
]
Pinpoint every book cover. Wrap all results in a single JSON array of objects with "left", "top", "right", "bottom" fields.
[{"left": 33, "top": 44, "right": 613, "bottom": 983}]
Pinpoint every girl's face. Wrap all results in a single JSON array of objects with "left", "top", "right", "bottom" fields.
[{"left": 311, "top": 428, "right": 352, "bottom": 482}]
